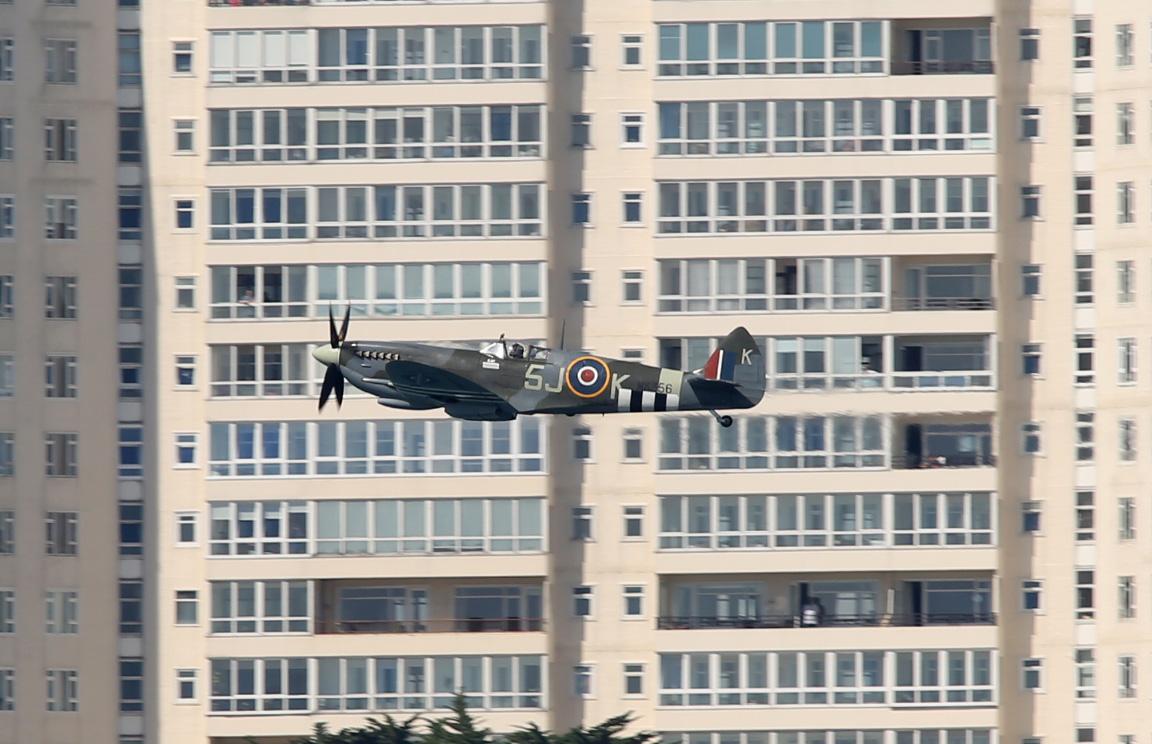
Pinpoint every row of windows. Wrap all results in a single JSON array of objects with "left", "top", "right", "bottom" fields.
[
  {"left": 657, "top": 177, "right": 993, "bottom": 235},
  {"left": 209, "top": 420, "right": 544, "bottom": 478},
  {"left": 658, "top": 416, "right": 993, "bottom": 472},
  {"left": 0, "top": 434, "right": 78, "bottom": 477},
  {"left": 0, "top": 195, "right": 77, "bottom": 239},
  {"left": 0, "top": 665, "right": 77, "bottom": 712},
  {"left": 208, "top": 262, "right": 545, "bottom": 321},
  {"left": 657, "top": 98, "right": 993, "bottom": 156},
  {"left": 209, "top": 655, "right": 544, "bottom": 713},
  {"left": 1016, "top": 414, "right": 1152, "bottom": 461},
  {"left": 659, "top": 650, "right": 994, "bottom": 707},
  {"left": 207, "top": 498, "right": 545, "bottom": 556},
  {"left": 208, "top": 184, "right": 543, "bottom": 240},
  {"left": 657, "top": 258, "right": 989, "bottom": 314},
  {"left": 659, "top": 492, "right": 995, "bottom": 550},
  {"left": 0, "top": 590, "right": 78, "bottom": 633},
  {"left": 661, "top": 732, "right": 993, "bottom": 744},
  {"left": 208, "top": 105, "right": 543, "bottom": 163},
  {"left": 208, "top": 26, "right": 544, "bottom": 85}
]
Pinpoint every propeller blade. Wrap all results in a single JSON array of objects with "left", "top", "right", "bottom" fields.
[
  {"left": 328, "top": 306, "right": 340, "bottom": 348},
  {"left": 319, "top": 368, "right": 334, "bottom": 410},
  {"left": 334, "top": 371, "right": 345, "bottom": 407},
  {"left": 338, "top": 304, "right": 351, "bottom": 344}
]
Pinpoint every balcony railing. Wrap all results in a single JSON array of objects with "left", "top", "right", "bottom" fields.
[
  {"left": 891, "top": 61, "right": 995, "bottom": 75},
  {"left": 892, "top": 297, "right": 994, "bottom": 311},
  {"left": 770, "top": 371, "right": 993, "bottom": 392},
  {"left": 208, "top": 0, "right": 307, "bottom": 5},
  {"left": 316, "top": 617, "right": 544, "bottom": 634},
  {"left": 893, "top": 452, "right": 996, "bottom": 469},
  {"left": 657, "top": 613, "right": 996, "bottom": 630},
  {"left": 890, "top": 371, "right": 994, "bottom": 390}
]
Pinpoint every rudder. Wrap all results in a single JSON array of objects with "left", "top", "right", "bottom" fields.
[{"left": 701, "top": 327, "right": 765, "bottom": 402}]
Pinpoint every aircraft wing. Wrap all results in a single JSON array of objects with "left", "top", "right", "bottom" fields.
[{"left": 384, "top": 360, "right": 507, "bottom": 405}]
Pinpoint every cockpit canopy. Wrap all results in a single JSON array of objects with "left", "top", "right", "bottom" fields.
[{"left": 481, "top": 339, "right": 550, "bottom": 361}]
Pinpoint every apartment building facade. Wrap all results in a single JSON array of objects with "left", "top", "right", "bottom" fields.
[{"left": 0, "top": 0, "right": 1141, "bottom": 742}]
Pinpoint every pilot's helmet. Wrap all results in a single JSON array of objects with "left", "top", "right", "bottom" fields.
[{"left": 510, "top": 343, "right": 525, "bottom": 357}]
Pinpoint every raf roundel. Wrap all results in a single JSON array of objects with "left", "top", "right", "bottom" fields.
[{"left": 565, "top": 355, "right": 611, "bottom": 399}]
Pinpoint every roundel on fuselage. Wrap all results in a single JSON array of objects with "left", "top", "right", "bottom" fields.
[{"left": 565, "top": 356, "right": 611, "bottom": 398}]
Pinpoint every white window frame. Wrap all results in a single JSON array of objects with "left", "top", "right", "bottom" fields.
[
  {"left": 621, "top": 112, "right": 645, "bottom": 147},
  {"left": 176, "top": 512, "right": 198, "bottom": 546}
]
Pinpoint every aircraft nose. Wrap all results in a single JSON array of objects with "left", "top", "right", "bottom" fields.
[{"left": 312, "top": 346, "right": 341, "bottom": 366}]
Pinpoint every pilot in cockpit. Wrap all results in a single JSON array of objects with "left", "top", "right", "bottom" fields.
[{"left": 509, "top": 343, "right": 526, "bottom": 359}]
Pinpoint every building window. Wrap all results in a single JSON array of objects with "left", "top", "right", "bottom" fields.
[
  {"left": 1073, "top": 95, "right": 1093, "bottom": 148},
  {"left": 44, "top": 196, "right": 78, "bottom": 239},
  {"left": 623, "top": 663, "right": 644, "bottom": 696},
  {"left": 571, "top": 114, "right": 591, "bottom": 147},
  {"left": 44, "top": 355, "right": 77, "bottom": 398},
  {"left": 622, "top": 192, "right": 643, "bottom": 224},
  {"left": 621, "top": 113, "right": 644, "bottom": 146},
  {"left": 0, "top": 434, "right": 11, "bottom": 477},
  {"left": 0, "top": 276, "right": 10, "bottom": 318},
  {"left": 119, "top": 266, "right": 142, "bottom": 320},
  {"left": 622, "top": 429, "right": 643, "bottom": 461},
  {"left": 571, "top": 506, "right": 593, "bottom": 540},
  {"left": 1076, "top": 255, "right": 1095, "bottom": 305},
  {"left": 118, "top": 109, "right": 142, "bottom": 163},
  {"left": 176, "top": 669, "right": 197, "bottom": 702},
  {"left": 175, "top": 590, "right": 198, "bottom": 625},
  {"left": 622, "top": 34, "right": 643, "bottom": 67},
  {"left": 0, "top": 669, "right": 11, "bottom": 711},
  {"left": 176, "top": 355, "right": 196, "bottom": 387},
  {"left": 1117, "top": 102, "right": 1135, "bottom": 144},
  {"left": 1075, "top": 648, "right": 1096, "bottom": 699},
  {"left": 1118, "top": 576, "right": 1136, "bottom": 619},
  {"left": 1118, "top": 336, "right": 1137, "bottom": 385},
  {"left": 175, "top": 433, "right": 198, "bottom": 466},
  {"left": 176, "top": 512, "right": 197, "bottom": 545},
  {"left": 1075, "top": 411, "right": 1094, "bottom": 462},
  {"left": 1020, "top": 185, "right": 1041, "bottom": 219},
  {"left": 44, "top": 39, "right": 77, "bottom": 84},
  {"left": 0, "top": 356, "right": 12, "bottom": 398},
  {"left": 43, "top": 118, "right": 77, "bottom": 162},
  {"left": 1076, "top": 333, "right": 1095, "bottom": 384},
  {"left": 0, "top": 39, "right": 11, "bottom": 82},
  {"left": 1022, "top": 579, "right": 1042, "bottom": 611},
  {"left": 45, "top": 590, "right": 78, "bottom": 634},
  {"left": 1119, "top": 498, "right": 1136, "bottom": 540},
  {"left": 1021, "top": 501, "right": 1041, "bottom": 534},
  {"left": 1022, "top": 423, "right": 1042, "bottom": 455},
  {"left": 1019, "top": 28, "right": 1040, "bottom": 60},
  {"left": 623, "top": 505, "right": 644, "bottom": 538},
  {"left": 117, "top": 187, "right": 143, "bottom": 241},
  {"left": 571, "top": 35, "right": 591, "bottom": 69},
  {"left": 621, "top": 270, "right": 642, "bottom": 303},
  {"left": 572, "top": 193, "right": 591, "bottom": 225},
  {"left": 1076, "top": 569, "right": 1095, "bottom": 620},
  {"left": 572, "top": 427, "right": 593, "bottom": 462},
  {"left": 623, "top": 585, "right": 644, "bottom": 617},
  {"left": 1117, "top": 181, "right": 1135, "bottom": 224},
  {"left": 0, "top": 512, "right": 12, "bottom": 554},
  {"left": 119, "top": 502, "right": 142, "bottom": 556},
  {"left": 119, "top": 580, "right": 142, "bottom": 634},
  {"left": 175, "top": 199, "right": 195, "bottom": 230},
  {"left": 175, "top": 277, "right": 196, "bottom": 310},
  {"left": 1074, "top": 17, "right": 1093, "bottom": 69},
  {"left": 1119, "top": 655, "right": 1137, "bottom": 697},
  {"left": 1022, "top": 658, "right": 1042, "bottom": 690},
  {"left": 1117, "top": 261, "right": 1135, "bottom": 304},
  {"left": 120, "top": 658, "right": 143, "bottom": 712},
  {"left": 0, "top": 198, "right": 9, "bottom": 239},
  {"left": 45, "top": 433, "right": 77, "bottom": 477},
  {"left": 0, "top": 119, "right": 9, "bottom": 161},
  {"left": 621, "top": 349, "right": 644, "bottom": 362},
  {"left": 45, "top": 512, "right": 77, "bottom": 555},
  {"left": 573, "top": 586, "right": 593, "bottom": 617},
  {"left": 1119, "top": 418, "right": 1137, "bottom": 461},
  {"left": 173, "top": 120, "right": 196, "bottom": 154},
  {"left": 172, "top": 40, "right": 194, "bottom": 74},
  {"left": 1116, "top": 23, "right": 1134, "bottom": 66},
  {"left": 1076, "top": 491, "right": 1095, "bottom": 542},
  {"left": 1021, "top": 264, "right": 1041, "bottom": 296},
  {"left": 46, "top": 669, "right": 78, "bottom": 711},
  {"left": 1020, "top": 106, "right": 1041, "bottom": 139},
  {"left": 0, "top": 590, "right": 11, "bottom": 633},
  {"left": 210, "top": 580, "right": 311, "bottom": 634},
  {"left": 571, "top": 271, "right": 591, "bottom": 304},
  {"left": 573, "top": 664, "right": 594, "bottom": 698},
  {"left": 118, "top": 425, "right": 143, "bottom": 478},
  {"left": 1021, "top": 344, "right": 1042, "bottom": 376},
  {"left": 118, "top": 345, "right": 142, "bottom": 399},
  {"left": 118, "top": 31, "right": 141, "bottom": 87},
  {"left": 1073, "top": 175, "right": 1093, "bottom": 225}
]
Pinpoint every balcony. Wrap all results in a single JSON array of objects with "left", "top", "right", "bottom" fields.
[
  {"left": 891, "top": 22, "right": 994, "bottom": 76},
  {"left": 317, "top": 617, "right": 543, "bottom": 634},
  {"left": 892, "top": 297, "right": 993, "bottom": 311},
  {"left": 897, "top": 416, "right": 994, "bottom": 469},
  {"left": 208, "top": 0, "right": 306, "bottom": 5},
  {"left": 658, "top": 612, "right": 995, "bottom": 630},
  {"left": 890, "top": 60, "right": 994, "bottom": 75}
]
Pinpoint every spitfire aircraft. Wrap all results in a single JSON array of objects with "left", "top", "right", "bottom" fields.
[{"left": 311, "top": 307, "right": 765, "bottom": 427}]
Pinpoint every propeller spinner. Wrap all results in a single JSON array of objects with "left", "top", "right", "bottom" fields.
[{"left": 314, "top": 305, "right": 350, "bottom": 411}]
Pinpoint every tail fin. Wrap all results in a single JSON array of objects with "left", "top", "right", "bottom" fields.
[{"left": 699, "top": 327, "right": 766, "bottom": 404}]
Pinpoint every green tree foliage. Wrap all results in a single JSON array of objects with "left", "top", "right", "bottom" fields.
[{"left": 285, "top": 693, "right": 656, "bottom": 744}]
